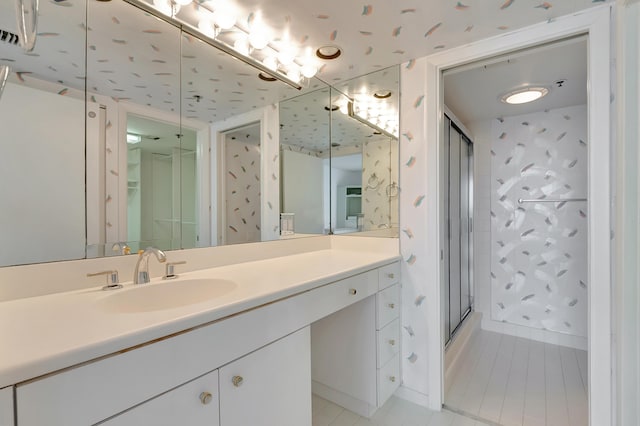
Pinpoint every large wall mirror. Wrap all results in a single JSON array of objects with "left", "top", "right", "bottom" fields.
[
  {"left": 0, "top": 0, "right": 397, "bottom": 268},
  {"left": 329, "top": 67, "right": 400, "bottom": 237}
]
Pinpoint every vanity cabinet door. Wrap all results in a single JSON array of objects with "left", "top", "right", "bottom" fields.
[
  {"left": 0, "top": 387, "right": 13, "bottom": 426},
  {"left": 219, "top": 327, "right": 311, "bottom": 426},
  {"left": 102, "top": 370, "right": 219, "bottom": 426}
]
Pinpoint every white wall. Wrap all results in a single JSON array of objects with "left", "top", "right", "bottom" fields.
[
  {"left": 282, "top": 150, "right": 325, "bottom": 234},
  {"left": 616, "top": 1, "right": 640, "bottom": 424},
  {"left": 0, "top": 82, "right": 85, "bottom": 266}
]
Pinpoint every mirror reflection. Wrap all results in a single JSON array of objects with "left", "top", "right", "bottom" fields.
[
  {"left": 330, "top": 67, "right": 400, "bottom": 237},
  {"left": 0, "top": 0, "right": 398, "bottom": 268},
  {"left": 279, "top": 88, "right": 331, "bottom": 236},
  {"left": 0, "top": 0, "right": 86, "bottom": 267}
]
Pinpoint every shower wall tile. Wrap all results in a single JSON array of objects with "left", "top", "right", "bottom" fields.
[{"left": 490, "top": 104, "right": 588, "bottom": 338}]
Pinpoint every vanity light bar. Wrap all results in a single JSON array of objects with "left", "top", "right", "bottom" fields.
[
  {"left": 121, "top": 0, "right": 303, "bottom": 90},
  {"left": 347, "top": 102, "right": 398, "bottom": 140}
]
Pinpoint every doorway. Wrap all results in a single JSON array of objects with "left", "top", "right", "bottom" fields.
[{"left": 441, "top": 37, "right": 589, "bottom": 425}]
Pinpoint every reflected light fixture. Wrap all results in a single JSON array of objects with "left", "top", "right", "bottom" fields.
[
  {"left": 501, "top": 86, "right": 549, "bottom": 105},
  {"left": 348, "top": 100, "right": 398, "bottom": 139},
  {"left": 127, "top": 133, "right": 142, "bottom": 144}
]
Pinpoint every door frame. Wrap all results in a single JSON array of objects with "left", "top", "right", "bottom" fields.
[{"left": 423, "top": 5, "right": 613, "bottom": 424}]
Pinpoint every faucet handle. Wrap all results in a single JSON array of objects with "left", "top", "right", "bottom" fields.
[
  {"left": 87, "top": 270, "right": 122, "bottom": 291},
  {"left": 164, "top": 261, "right": 187, "bottom": 280}
]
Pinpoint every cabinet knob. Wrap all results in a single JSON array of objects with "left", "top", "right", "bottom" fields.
[
  {"left": 388, "top": 303, "right": 395, "bottom": 309},
  {"left": 389, "top": 339, "right": 396, "bottom": 346},
  {"left": 232, "top": 375, "right": 244, "bottom": 387},
  {"left": 349, "top": 288, "right": 357, "bottom": 295},
  {"left": 199, "top": 392, "right": 213, "bottom": 405},
  {"left": 388, "top": 273, "right": 395, "bottom": 279},
  {"left": 389, "top": 376, "right": 396, "bottom": 383}
]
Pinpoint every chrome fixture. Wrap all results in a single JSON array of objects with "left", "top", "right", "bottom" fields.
[
  {"left": 134, "top": 247, "right": 167, "bottom": 284},
  {"left": 15, "top": 0, "right": 39, "bottom": 52},
  {"left": 0, "top": 65, "right": 9, "bottom": 102},
  {"left": 518, "top": 197, "right": 587, "bottom": 204},
  {"left": 87, "top": 270, "right": 122, "bottom": 291},
  {"left": 163, "top": 260, "right": 187, "bottom": 280}
]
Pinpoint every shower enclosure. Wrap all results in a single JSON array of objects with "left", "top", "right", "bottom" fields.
[{"left": 443, "top": 114, "right": 474, "bottom": 345}]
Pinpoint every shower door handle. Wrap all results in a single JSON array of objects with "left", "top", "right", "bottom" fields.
[
  {"left": 469, "top": 217, "right": 472, "bottom": 233},
  {"left": 15, "top": 0, "right": 39, "bottom": 52},
  {"left": 0, "top": 65, "right": 9, "bottom": 101}
]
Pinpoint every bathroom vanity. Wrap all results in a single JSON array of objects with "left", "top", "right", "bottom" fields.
[{"left": 0, "top": 241, "right": 400, "bottom": 425}]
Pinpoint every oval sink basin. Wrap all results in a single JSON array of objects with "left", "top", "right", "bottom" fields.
[{"left": 97, "top": 278, "right": 237, "bottom": 313}]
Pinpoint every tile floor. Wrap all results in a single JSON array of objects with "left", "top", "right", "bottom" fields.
[
  {"left": 312, "top": 394, "right": 489, "bottom": 426},
  {"left": 445, "top": 329, "right": 588, "bottom": 426}
]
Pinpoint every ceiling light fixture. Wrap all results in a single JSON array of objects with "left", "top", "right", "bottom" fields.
[
  {"left": 316, "top": 45, "right": 342, "bottom": 60},
  {"left": 500, "top": 86, "right": 549, "bottom": 105},
  {"left": 124, "top": 0, "right": 319, "bottom": 90},
  {"left": 373, "top": 90, "right": 392, "bottom": 99}
]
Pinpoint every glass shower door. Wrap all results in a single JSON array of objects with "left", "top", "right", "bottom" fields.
[{"left": 444, "top": 115, "right": 474, "bottom": 345}]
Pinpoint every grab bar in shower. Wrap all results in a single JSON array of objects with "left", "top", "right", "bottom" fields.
[
  {"left": 15, "top": 0, "right": 39, "bottom": 52},
  {"left": 518, "top": 198, "right": 587, "bottom": 204}
]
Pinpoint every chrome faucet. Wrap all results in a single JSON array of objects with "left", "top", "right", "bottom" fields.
[{"left": 134, "top": 247, "right": 167, "bottom": 284}]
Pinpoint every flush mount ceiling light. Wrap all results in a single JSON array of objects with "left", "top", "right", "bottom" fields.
[
  {"left": 316, "top": 45, "right": 342, "bottom": 60},
  {"left": 125, "top": 0, "right": 320, "bottom": 90},
  {"left": 501, "top": 86, "right": 549, "bottom": 105}
]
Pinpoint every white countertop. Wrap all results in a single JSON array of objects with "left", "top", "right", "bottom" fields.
[{"left": 0, "top": 249, "right": 399, "bottom": 388}]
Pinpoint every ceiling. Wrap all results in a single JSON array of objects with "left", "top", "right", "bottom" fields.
[
  {"left": 443, "top": 37, "right": 588, "bottom": 125},
  {"left": 0, "top": 0, "right": 605, "bottom": 126},
  {"left": 127, "top": 114, "right": 197, "bottom": 154}
]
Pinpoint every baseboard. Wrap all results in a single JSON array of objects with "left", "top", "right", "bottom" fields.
[
  {"left": 394, "top": 385, "right": 431, "bottom": 409},
  {"left": 481, "top": 316, "right": 588, "bottom": 350},
  {"left": 312, "top": 380, "right": 377, "bottom": 418},
  {"left": 445, "top": 312, "right": 481, "bottom": 386}
]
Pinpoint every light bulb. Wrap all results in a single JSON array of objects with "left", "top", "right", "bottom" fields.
[
  {"left": 212, "top": 9, "right": 236, "bottom": 30},
  {"left": 277, "top": 31, "right": 297, "bottom": 66},
  {"left": 263, "top": 56, "right": 278, "bottom": 71},
  {"left": 287, "top": 65, "right": 301, "bottom": 83},
  {"left": 248, "top": 12, "right": 270, "bottom": 50},
  {"left": 174, "top": 0, "right": 192, "bottom": 5},
  {"left": 234, "top": 37, "right": 250, "bottom": 56},
  {"left": 299, "top": 47, "right": 317, "bottom": 78},
  {"left": 339, "top": 103, "right": 349, "bottom": 115},
  {"left": 198, "top": 16, "right": 217, "bottom": 38},
  {"left": 153, "top": 0, "right": 178, "bottom": 16}
]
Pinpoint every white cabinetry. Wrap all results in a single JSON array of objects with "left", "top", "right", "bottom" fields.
[
  {"left": 0, "top": 386, "right": 13, "bottom": 426},
  {"left": 311, "top": 261, "right": 401, "bottom": 417},
  {"left": 220, "top": 327, "right": 311, "bottom": 426},
  {"left": 103, "top": 370, "right": 219, "bottom": 426}
]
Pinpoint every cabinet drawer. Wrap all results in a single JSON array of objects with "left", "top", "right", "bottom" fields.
[
  {"left": 377, "top": 354, "right": 400, "bottom": 407},
  {"left": 376, "top": 319, "right": 400, "bottom": 368},
  {"left": 376, "top": 284, "right": 399, "bottom": 329},
  {"left": 378, "top": 262, "right": 400, "bottom": 291},
  {"left": 102, "top": 370, "right": 219, "bottom": 426}
]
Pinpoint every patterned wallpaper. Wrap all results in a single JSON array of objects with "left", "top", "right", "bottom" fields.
[
  {"left": 224, "top": 137, "right": 262, "bottom": 245},
  {"left": 399, "top": 58, "right": 430, "bottom": 397},
  {"left": 490, "top": 104, "right": 588, "bottom": 337},
  {"left": 361, "top": 138, "right": 399, "bottom": 231}
]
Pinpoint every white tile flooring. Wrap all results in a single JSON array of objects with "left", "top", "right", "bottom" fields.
[
  {"left": 312, "top": 395, "right": 490, "bottom": 426},
  {"left": 445, "top": 329, "right": 588, "bottom": 426}
]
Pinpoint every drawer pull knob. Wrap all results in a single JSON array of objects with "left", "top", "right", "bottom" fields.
[
  {"left": 389, "top": 339, "right": 396, "bottom": 346},
  {"left": 388, "top": 303, "right": 395, "bottom": 309},
  {"left": 199, "top": 392, "right": 213, "bottom": 405},
  {"left": 389, "top": 376, "right": 396, "bottom": 383},
  {"left": 349, "top": 288, "right": 357, "bottom": 295},
  {"left": 232, "top": 375, "right": 244, "bottom": 387},
  {"left": 388, "top": 273, "right": 395, "bottom": 279}
]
